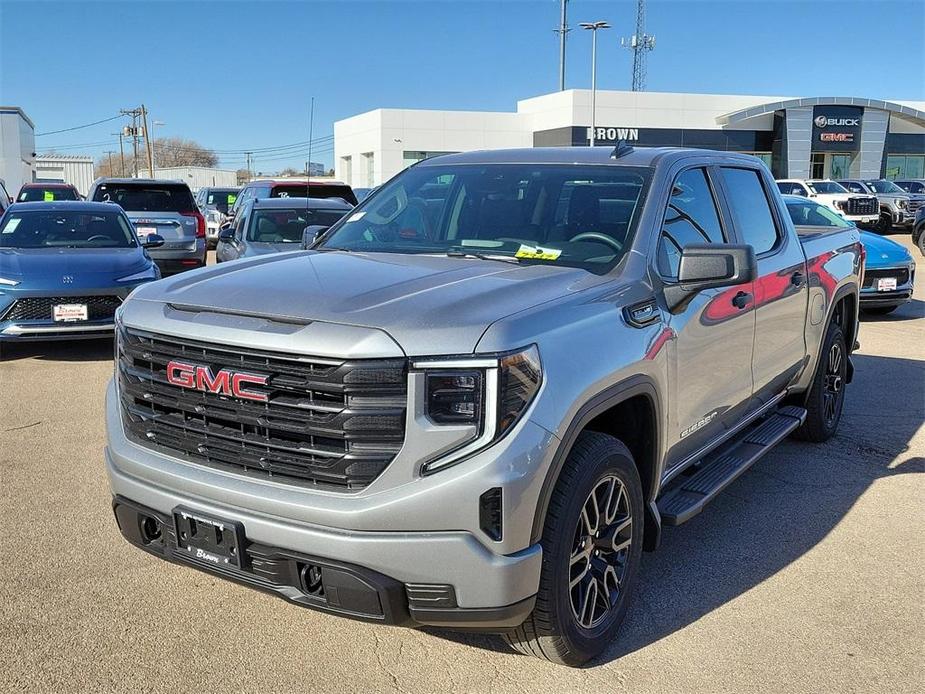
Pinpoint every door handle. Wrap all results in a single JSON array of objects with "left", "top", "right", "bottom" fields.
[
  {"left": 731, "top": 291, "right": 752, "bottom": 309},
  {"left": 791, "top": 271, "right": 805, "bottom": 287}
]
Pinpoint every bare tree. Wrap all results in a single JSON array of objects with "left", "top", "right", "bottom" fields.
[
  {"left": 278, "top": 167, "right": 300, "bottom": 177},
  {"left": 236, "top": 169, "right": 251, "bottom": 185},
  {"left": 152, "top": 137, "right": 218, "bottom": 168}
]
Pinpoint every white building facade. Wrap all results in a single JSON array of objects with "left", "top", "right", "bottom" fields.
[
  {"left": 34, "top": 154, "right": 95, "bottom": 195},
  {"left": 334, "top": 90, "right": 925, "bottom": 186},
  {"left": 0, "top": 106, "right": 35, "bottom": 195}
]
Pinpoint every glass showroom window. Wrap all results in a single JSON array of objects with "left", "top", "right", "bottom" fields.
[{"left": 885, "top": 155, "right": 925, "bottom": 180}]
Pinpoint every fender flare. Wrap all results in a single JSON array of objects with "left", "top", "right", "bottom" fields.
[
  {"left": 530, "top": 375, "right": 664, "bottom": 550},
  {"left": 809, "top": 282, "right": 859, "bottom": 387}
]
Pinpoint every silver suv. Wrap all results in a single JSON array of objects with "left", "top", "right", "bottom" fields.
[
  {"left": 106, "top": 147, "right": 861, "bottom": 665},
  {"left": 88, "top": 178, "right": 206, "bottom": 273}
]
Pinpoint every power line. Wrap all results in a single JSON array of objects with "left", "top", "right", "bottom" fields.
[{"left": 35, "top": 114, "right": 123, "bottom": 137}]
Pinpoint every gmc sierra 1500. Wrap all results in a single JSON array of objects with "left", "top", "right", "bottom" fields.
[{"left": 106, "top": 146, "right": 862, "bottom": 666}]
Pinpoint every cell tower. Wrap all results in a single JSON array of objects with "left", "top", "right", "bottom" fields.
[{"left": 621, "top": 0, "right": 656, "bottom": 91}]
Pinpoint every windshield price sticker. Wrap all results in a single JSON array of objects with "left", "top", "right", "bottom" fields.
[
  {"left": 43, "top": 191, "right": 55, "bottom": 201},
  {"left": 515, "top": 244, "right": 562, "bottom": 261},
  {"left": 227, "top": 194, "right": 236, "bottom": 204}
]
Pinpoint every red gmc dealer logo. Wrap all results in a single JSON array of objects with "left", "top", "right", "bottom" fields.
[{"left": 166, "top": 360, "right": 269, "bottom": 402}]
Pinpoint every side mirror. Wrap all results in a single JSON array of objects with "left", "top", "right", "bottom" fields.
[
  {"left": 218, "top": 227, "right": 235, "bottom": 242},
  {"left": 302, "top": 225, "right": 330, "bottom": 249},
  {"left": 664, "top": 244, "right": 756, "bottom": 312},
  {"left": 142, "top": 233, "right": 165, "bottom": 249}
]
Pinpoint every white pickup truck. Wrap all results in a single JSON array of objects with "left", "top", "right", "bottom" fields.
[{"left": 776, "top": 179, "right": 879, "bottom": 226}]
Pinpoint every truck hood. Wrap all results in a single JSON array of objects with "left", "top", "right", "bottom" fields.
[
  {"left": 130, "top": 250, "right": 606, "bottom": 356},
  {"left": 243, "top": 242, "right": 300, "bottom": 257}
]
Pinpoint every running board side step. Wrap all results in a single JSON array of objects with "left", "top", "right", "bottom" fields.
[{"left": 657, "top": 406, "right": 807, "bottom": 526}]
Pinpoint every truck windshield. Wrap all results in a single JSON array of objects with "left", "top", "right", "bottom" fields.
[
  {"left": 0, "top": 210, "right": 137, "bottom": 248},
  {"left": 247, "top": 207, "right": 348, "bottom": 243},
  {"left": 866, "top": 180, "right": 904, "bottom": 194},
  {"left": 317, "top": 163, "right": 651, "bottom": 273},
  {"left": 807, "top": 181, "right": 848, "bottom": 194}
]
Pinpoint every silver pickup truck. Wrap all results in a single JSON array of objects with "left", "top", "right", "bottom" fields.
[{"left": 106, "top": 147, "right": 862, "bottom": 666}]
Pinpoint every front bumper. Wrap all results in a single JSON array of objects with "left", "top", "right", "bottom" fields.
[
  {"left": 148, "top": 239, "right": 207, "bottom": 273},
  {"left": 105, "top": 379, "right": 550, "bottom": 628},
  {"left": 859, "top": 288, "right": 913, "bottom": 307}
]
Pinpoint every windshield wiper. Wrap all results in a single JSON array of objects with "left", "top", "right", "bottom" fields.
[{"left": 445, "top": 250, "right": 522, "bottom": 264}]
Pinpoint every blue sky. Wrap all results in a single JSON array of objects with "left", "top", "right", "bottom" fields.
[{"left": 2, "top": 0, "right": 923, "bottom": 172}]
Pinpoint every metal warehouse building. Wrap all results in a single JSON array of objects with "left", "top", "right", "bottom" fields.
[
  {"left": 136, "top": 166, "right": 238, "bottom": 191},
  {"left": 334, "top": 90, "right": 925, "bottom": 187},
  {"left": 0, "top": 106, "right": 35, "bottom": 196},
  {"left": 34, "top": 154, "right": 95, "bottom": 196}
]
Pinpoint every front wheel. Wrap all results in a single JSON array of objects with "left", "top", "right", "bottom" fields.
[
  {"left": 874, "top": 213, "right": 892, "bottom": 234},
  {"left": 793, "top": 321, "right": 847, "bottom": 442},
  {"left": 505, "top": 431, "right": 644, "bottom": 666}
]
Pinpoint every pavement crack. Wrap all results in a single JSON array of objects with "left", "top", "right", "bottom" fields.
[
  {"left": 3, "top": 420, "right": 43, "bottom": 432},
  {"left": 372, "top": 632, "right": 407, "bottom": 694}
]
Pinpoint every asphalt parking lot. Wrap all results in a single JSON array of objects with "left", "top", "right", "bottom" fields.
[{"left": 2, "top": 241, "right": 923, "bottom": 694}]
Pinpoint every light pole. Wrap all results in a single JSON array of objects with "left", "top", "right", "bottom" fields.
[
  {"left": 150, "top": 120, "right": 166, "bottom": 174},
  {"left": 580, "top": 21, "right": 610, "bottom": 147}
]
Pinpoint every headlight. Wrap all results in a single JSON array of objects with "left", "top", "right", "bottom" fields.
[
  {"left": 0, "top": 277, "right": 20, "bottom": 286},
  {"left": 834, "top": 200, "right": 845, "bottom": 210},
  {"left": 418, "top": 345, "right": 542, "bottom": 474},
  {"left": 116, "top": 266, "right": 159, "bottom": 282}
]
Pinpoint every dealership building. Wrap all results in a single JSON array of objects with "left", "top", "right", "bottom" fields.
[{"left": 334, "top": 90, "right": 925, "bottom": 187}]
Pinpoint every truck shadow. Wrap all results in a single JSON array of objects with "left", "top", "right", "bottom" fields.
[
  {"left": 0, "top": 337, "right": 114, "bottom": 363},
  {"left": 859, "top": 298, "right": 924, "bottom": 322},
  {"left": 426, "top": 353, "right": 924, "bottom": 665}
]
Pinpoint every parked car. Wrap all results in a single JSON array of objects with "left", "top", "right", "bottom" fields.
[
  {"left": 106, "top": 146, "right": 861, "bottom": 666},
  {"left": 17, "top": 182, "right": 81, "bottom": 202},
  {"left": 216, "top": 197, "right": 352, "bottom": 262},
  {"left": 893, "top": 179, "right": 925, "bottom": 195},
  {"left": 227, "top": 179, "right": 358, "bottom": 223},
  {"left": 0, "top": 201, "right": 162, "bottom": 340},
  {"left": 836, "top": 179, "right": 920, "bottom": 233},
  {"left": 87, "top": 178, "right": 206, "bottom": 274},
  {"left": 195, "top": 187, "right": 241, "bottom": 249},
  {"left": 913, "top": 207, "right": 925, "bottom": 257},
  {"left": 775, "top": 179, "right": 878, "bottom": 226},
  {"left": 783, "top": 194, "right": 914, "bottom": 315}
]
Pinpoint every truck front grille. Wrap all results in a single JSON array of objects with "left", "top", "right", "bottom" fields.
[
  {"left": 906, "top": 199, "right": 923, "bottom": 214},
  {"left": 2, "top": 295, "right": 122, "bottom": 321},
  {"left": 862, "top": 267, "right": 910, "bottom": 288},
  {"left": 117, "top": 327, "right": 407, "bottom": 489},
  {"left": 845, "top": 196, "right": 878, "bottom": 216}
]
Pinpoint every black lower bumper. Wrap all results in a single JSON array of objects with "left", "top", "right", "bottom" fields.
[
  {"left": 860, "top": 289, "right": 913, "bottom": 308},
  {"left": 153, "top": 258, "right": 206, "bottom": 275},
  {"left": 112, "top": 496, "right": 534, "bottom": 631}
]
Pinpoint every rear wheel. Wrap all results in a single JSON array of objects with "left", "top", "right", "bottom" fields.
[
  {"left": 505, "top": 431, "right": 644, "bottom": 666},
  {"left": 794, "top": 321, "right": 847, "bottom": 442},
  {"left": 916, "top": 228, "right": 925, "bottom": 257}
]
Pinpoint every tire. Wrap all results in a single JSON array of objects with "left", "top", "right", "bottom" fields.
[
  {"left": 505, "top": 431, "right": 644, "bottom": 666},
  {"left": 916, "top": 228, "right": 925, "bottom": 258},
  {"left": 862, "top": 305, "right": 899, "bottom": 315},
  {"left": 793, "top": 321, "right": 847, "bottom": 442},
  {"left": 874, "top": 213, "right": 892, "bottom": 234}
]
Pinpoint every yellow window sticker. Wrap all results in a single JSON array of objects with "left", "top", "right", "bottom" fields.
[
  {"left": 43, "top": 191, "right": 55, "bottom": 201},
  {"left": 227, "top": 194, "right": 237, "bottom": 204},
  {"left": 515, "top": 244, "right": 562, "bottom": 261}
]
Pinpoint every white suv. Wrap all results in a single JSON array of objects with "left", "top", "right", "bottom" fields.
[{"left": 776, "top": 179, "right": 879, "bottom": 226}]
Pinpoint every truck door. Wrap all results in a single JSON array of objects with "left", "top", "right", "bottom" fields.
[
  {"left": 655, "top": 166, "right": 756, "bottom": 471},
  {"left": 717, "top": 166, "right": 808, "bottom": 406}
]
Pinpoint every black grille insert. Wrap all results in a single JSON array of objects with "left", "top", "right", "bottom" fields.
[
  {"left": 863, "top": 268, "right": 910, "bottom": 288},
  {"left": 845, "top": 197, "right": 878, "bottom": 216},
  {"left": 3, "top": 295, "right": 122, "bottom": 321},
  {"left": 118, "top": 328, "right": 408, "bottom": 488}
]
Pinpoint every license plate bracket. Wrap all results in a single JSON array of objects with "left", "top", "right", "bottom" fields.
[
  {"left": 53, "top": 303, "right": 88, "bottom": 322},
  {"left": 173, "top": 508, "right": 245, "bottom": 569},
  {"left": 877, "top": 277, "right": 897, "bottom": 292}
]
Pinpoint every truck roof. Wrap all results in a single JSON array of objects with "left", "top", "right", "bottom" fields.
[{"left": 416, "top": 146, "right": 764, "bottom": 169}]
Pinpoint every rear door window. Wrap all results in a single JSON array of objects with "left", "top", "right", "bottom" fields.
[
  {"left": 657, "top": 168, "right": 726, "bottom": 278},
  {"left": 92, "top": 183, "right": 195, "bottom": 212},
  {"left": 719, "top": 167, "right": 780, "bottom": 255}
]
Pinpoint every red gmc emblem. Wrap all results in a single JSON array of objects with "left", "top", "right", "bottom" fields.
[{"left": 165, "top": 360, "right": 269, "bottom": 402}]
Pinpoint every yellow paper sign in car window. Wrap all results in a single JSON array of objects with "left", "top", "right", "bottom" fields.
[
  {"left": 515, "top": 244, "right": 562, "bottom": 261},
  {"left": 227, "top": 194, "right": 237, "bottom": 204},
  {"left": 43, "top": 191, "right": 55, "bottom": 201}
]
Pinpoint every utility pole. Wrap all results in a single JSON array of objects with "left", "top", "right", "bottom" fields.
[
  {"left": 555, "top": 0, "right": 570, "bottom": 91},
  {"left": 120, "top": 108, "right": 142, "bottom": 177},
  {"left": 306, "top": 97, "right": 315, "bottom": 192},
  {"left": 245, "top": 152, "right": 253, "bottom": 181},
  {"left": 621, "top": 0, "right": 656, "bottom": 92},
  {"left": 105, "top": 151, "right": 115, "bottom": 176},
  {"left": 112, "top": 132, "right": 126, "bottom": 176},
  {"left": 140, "top": 104, "right": 155, "bottom": 176}
]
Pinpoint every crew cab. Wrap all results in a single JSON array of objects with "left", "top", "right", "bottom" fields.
[
  {"left": 775, "top": 178, "right": 878, "bottom": 226},
  {"left": 106, "top": 147, "right": 861, "bottom": 666}
]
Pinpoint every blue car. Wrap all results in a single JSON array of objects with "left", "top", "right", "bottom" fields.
[
  {"left": 0, "top": 201, "right": 163, "bottom": 340},
  {"left": 784, "top": 194, "right": 915, "bottom": 315}
]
